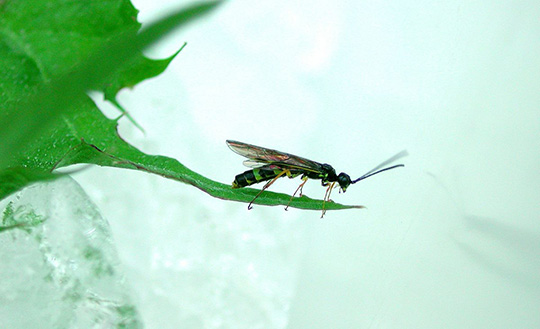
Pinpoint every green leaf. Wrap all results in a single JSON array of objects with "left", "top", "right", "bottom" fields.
[{"left": 0, "top": 0, "right": 363, "bottom": 214}]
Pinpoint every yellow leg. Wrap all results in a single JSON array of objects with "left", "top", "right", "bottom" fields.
[
  {"left": 326, "top": 181, "right": 336, "bottom": 203},
  {"left": 321, "top": 182, "right": 336, "bottom": 218},
  {"left": 285, "top": 176, "right": 308, "bottom": 211},
  {"left": 248, "top": 169, "right": 291, "bottom": 210}
]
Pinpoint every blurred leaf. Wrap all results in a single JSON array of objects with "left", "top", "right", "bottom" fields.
[
  {"left": 0, "top": 0, "right": 219, "bottom": 167},
  {"left": 103, "top": 43, "right": 186, "bottom": 102},
  {"left": 0, "top": 167, "right": 61, "bottom": 199},
  {"left": 102, "top": 43, "right": 186, "bottom": 132}
]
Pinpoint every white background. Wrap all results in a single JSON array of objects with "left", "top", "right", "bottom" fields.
[{"left": 77, "top": 1, "right": 540, "bottom": 328}]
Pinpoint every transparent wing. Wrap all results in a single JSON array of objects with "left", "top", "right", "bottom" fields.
[
  {"left": 242, "top": 160, "right": 266, "bottom": 168},
  {"left": 226, "top": 140, "right": 324, "bottom": 172}
]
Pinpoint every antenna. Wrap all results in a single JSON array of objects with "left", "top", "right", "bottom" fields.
[{"left": 351, "top": 150, "right": 408, "bottom": 184}]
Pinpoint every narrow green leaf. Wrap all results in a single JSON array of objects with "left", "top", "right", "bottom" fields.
[{"left": 55, "top": 135, "right": 364, "bottom": 212}]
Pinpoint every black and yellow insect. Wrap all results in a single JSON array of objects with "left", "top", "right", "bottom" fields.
[{"left": 227, "top": 140, "right": 406, "bottom": 217}]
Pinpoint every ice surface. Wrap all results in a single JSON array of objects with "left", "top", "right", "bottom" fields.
[
  {"left": 0, "top": 177, "right": 142, "bottom": 329},
  {"left": 0, "top": 174, "right": 306, "bottom": 329},
  {"left": 69, "top": 165, "right": 309, "bottom": 329}
]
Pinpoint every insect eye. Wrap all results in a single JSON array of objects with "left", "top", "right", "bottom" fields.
[{"left": 337, "top": 172, "right": 351, "bottom": 190}]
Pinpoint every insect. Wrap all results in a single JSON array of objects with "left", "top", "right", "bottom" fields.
[{"left": 227, "top": 140, "right": 407, "bottom": 217}]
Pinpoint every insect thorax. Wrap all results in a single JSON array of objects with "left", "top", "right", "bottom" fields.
[{"left": 307, "top": 163, "right": 338, "bottom": 183}]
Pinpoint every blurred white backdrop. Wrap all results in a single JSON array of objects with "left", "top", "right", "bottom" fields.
[{"left": 75, "top": 0, "right": 540, "bottom": 328}]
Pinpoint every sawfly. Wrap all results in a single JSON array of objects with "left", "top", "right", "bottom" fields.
[{"left": 227, "top": 140, "right": 406, "bottom": 217}]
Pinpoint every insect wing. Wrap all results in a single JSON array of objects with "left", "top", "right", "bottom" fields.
[
  {"left": 226, "top": 140, "right": 324, "bottom": 173},
  {"left": 242, "top": 160, "right": 265, "bottom": 168},
  {"left": 227, "top": 140, "right": 289, "bottom": 163},
  {"left": 281, "top": 153, "right": 326, "bottom": 172}
]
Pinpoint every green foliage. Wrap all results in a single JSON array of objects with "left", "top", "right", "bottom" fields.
[{"left": 0, "top": 0, "right": 362, "bottom": 213}]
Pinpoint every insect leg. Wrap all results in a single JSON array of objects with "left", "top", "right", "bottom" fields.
[
  {"left": 285, "top": 175, "right": 308, "bottom": 211},
  {"left": 326, "top": 181, "right": 336, "bottom": 203},
  {"left": 321, "top": 181, "right": 336, "bottom": 218},
  {"left": 248, "top": 169, "right": 291, "bottom": 210}
]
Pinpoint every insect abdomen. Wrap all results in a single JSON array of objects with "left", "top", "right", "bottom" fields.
[{"left": 232, "top": 165, "right": 283, "bottom": 188}]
